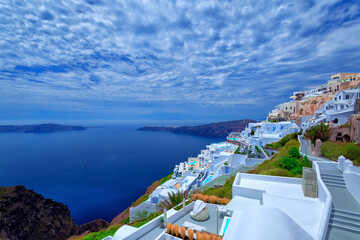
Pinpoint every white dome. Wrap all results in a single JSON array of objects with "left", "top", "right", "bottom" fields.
[
  {"left": 112, "top": 225, "right": 138, "bottom": 240},
  {"left": 223, "top": 205, "right": 313, "bottom": 240}
]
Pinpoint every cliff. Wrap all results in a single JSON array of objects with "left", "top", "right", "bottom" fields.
[
  {"left": 0, "top": 186, "right": 108, "bottom": 240},
  {"left": 0, "top": 123, "right": 86, "bottom": 133},
  {"left": 138, "top": 119, "right": 256, "bottom": 137}
]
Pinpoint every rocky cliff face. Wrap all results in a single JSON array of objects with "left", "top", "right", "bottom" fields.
[
  {"left": 0, "top": 185, "right": 78, "bottom": 240},
  {"left": 0, "top": 186, "right": 108, "bottom": 240}
]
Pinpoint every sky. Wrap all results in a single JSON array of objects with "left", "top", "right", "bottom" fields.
[{"left": 1, "top": 0, "right": 360, "bottom": 125}]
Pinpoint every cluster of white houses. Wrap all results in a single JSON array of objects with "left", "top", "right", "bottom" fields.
[{"left": 104, "top": 73, "right": 360, "bottom": 240}]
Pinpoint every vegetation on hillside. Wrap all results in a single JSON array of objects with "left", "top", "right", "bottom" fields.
[
  {"left": 249, "top": 136, "right": 311, "bottom": 178},
  {"left": 73, "top": 225, "right": 120, "bottom": 240},
  {"left": 266, "top": 132, "right": 300, "bottom": 149},
  {"left": 321, "top": 142, "right": 360, "bottom": 166},
  {"left": 304, "top": 123, "right": 331, "bottom": 145},
  {"left": 200, "top": 175, "right": 235, "bottom": 199}
]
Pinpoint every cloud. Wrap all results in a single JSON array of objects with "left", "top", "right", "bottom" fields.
[{"left": 0, "top": 0, "right": 360, "bottom": 121}]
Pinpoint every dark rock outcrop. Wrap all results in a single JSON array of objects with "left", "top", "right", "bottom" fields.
[
  {"left": 0, "top": 186, "right": 110, "bottom": 240},
  {"left": 0, "top": 123, "right": 86, "bottom": 133},
  {"left": 0, "top": 185, "right": 78, "bottom": 240},
  {"left": 138, "top": 119, "right": 256, "bottom": 137}
]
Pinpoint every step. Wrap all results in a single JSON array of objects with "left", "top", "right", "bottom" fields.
[
  {"left": 321, "top": 175, "right": 345, "bottom": 182},
  {"left": 331, "top": 212, "right": 360, "bottom": 223},
  {"left": 325, "top": 183, "right": 347, "bottom": 189},
  {"left": 329, "top": 218, "right": 360, "bottom": 229},
  {"left": 323, "top": 179, "right": 346, "bottom": 185},
  {"left": 333, "top": 208, "right": 360, "bottom": 218},
  {"left": 321, "top": 173, "right": 343, "bottom": 179},
  {"left": 328, "top": 222, "right": 360, "bottom": 234}
]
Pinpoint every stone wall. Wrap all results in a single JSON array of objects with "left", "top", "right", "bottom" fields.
[
  {"left": 329, "top": 126, "right": 352, "bottom": 142},
  {"left": 349, "top": 114, "right": 360, "bottom": 142}
]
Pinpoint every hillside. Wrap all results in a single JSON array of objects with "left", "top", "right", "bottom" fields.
[
  {"left": 248, "top": 133, "right": 311, "bottom": 178},
  {"left": 0, "top": 123, "right": 86, "bottom": 133},
  {"left": 138, "top": 119, "right": 256, "bottom": 137}
]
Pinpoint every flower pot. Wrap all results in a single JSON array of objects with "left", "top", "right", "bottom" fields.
[{"left": 159, "top": 221, "right": 165, "bottom": 228}]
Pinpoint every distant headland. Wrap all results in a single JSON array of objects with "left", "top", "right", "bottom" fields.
[
  {"left": 0, "top": 123, "right": 86, "bottom": 133},
  {"left": 138, "top": 119, "right": 256, "bottom": 137}
]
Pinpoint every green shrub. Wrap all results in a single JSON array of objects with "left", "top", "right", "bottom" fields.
[
  {"left": 202, "top": 176, "right": 235, "bottom": 199},
  {"left": 321, "top": 142, "right": 360, "bottom": 166},
  {"left": 288, "top": 147, "right": 301, "bottom": 159},
  {"left": 250, "top": 138, "right": 311, "bottom": 178},
  {"left": 277, "top": 157, "right": 296, "bottom": 171},
  {"left": 81, "top": 225, "right": 120, "bottom": 240}
]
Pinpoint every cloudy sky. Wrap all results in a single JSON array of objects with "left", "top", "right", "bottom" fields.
[{"left": 1, "top": 0, "right": 360, "bottom": 124}]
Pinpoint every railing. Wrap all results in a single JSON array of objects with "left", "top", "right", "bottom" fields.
[{"left": 312, "top": 161, "right": 333, "bottom": 240}]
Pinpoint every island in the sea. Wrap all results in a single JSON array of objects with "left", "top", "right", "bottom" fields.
[
  {"left": 138, "top": 119, "right": 256, "bottom": 137},
  {"left": 0, "top": 123, "right": 86, "bottom": 133}
]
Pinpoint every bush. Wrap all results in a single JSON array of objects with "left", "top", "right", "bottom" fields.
[
  {"left": 250, "top": 138, "right": 311, "bottom": 177},
  {"left": 166, "top": 223, "right": 172, "bottom": 234},
  {"left": 277, "top": 157, "right": 297, "bottom": 171},
  {"left": 288, "top": 147, "right": 301, "bottom": 159},
  {"left": 321, "top": 142, "right": 360, "bottom": 166},
  {"left": 188, "top": 229, "right": 194, "bottom": 240},
  {"left": 202, "top": 176, "right": 235, "bottom": 199},
  {"left": 180, "top": 226, "right": 186, "bottom": 239}
]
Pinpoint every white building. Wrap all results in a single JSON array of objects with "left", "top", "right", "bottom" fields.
[
  {"left": 313, "top": 89, "right": 360, "bottom": 125},
  {"left": 240, "top": 121, "right": 300, "bottom": 147}
]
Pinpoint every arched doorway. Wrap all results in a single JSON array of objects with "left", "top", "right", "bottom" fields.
[
  {"left": 343, "top": 134, "right": 351, "bottom": 142},
  {"left": 333, "top": 118, "right": 338, "bottom": 124}
]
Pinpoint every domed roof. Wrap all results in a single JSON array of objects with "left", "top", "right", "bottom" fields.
[
  {"left": 112, "top": 225, "right": 138, "bottom": 240},
  {"left": 223, "top": 205, "right": 313, "bottom": 240}
]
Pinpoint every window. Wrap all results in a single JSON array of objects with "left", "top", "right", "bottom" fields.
[
  {"left": 346, "top": 95, "right": 349, "bottom": 99},
  {"left": 339, "top": 96, "right": 341, "bottom": 100}
]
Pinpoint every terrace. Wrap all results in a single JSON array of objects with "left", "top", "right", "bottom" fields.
[{"left": 134, "top": 203, "right": 225, "bottom": 240}]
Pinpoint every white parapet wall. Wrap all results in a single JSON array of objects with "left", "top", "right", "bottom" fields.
[
  {"left": 338, "top": 155, "right": 360, "bottom": 204},
  {"left": 111, "top": 202, "right": 195, "bottom": 240},
  {"left": 312, "top": 161, "right": 333, "bottom": 240}
]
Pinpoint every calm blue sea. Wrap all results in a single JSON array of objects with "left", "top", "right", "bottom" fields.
[{"left": 0, "top": 125, "right": 223, "bottom": 224}]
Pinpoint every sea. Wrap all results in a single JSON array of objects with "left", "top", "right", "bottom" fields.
[{"left": 0, "top": 124, "right": 223, "bottom": 224}]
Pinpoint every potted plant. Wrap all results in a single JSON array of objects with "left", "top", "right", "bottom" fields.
[{"left": 159, "top": 216, "right": 165, "bottom": 228}]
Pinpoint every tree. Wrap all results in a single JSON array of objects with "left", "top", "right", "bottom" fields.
[
  {"left": 158, "top": 190, "right": 189, "bottom": 210},
  {"left": 304, "top": 123, "right": 331, "bottom": 145},
  {"left": 250, "top": 129, "right": 255, "bottom": 135}
]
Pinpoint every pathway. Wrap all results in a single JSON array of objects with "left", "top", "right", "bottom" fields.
[{"left": 318, "top": 168, "right": 360, "bottom": 239}]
